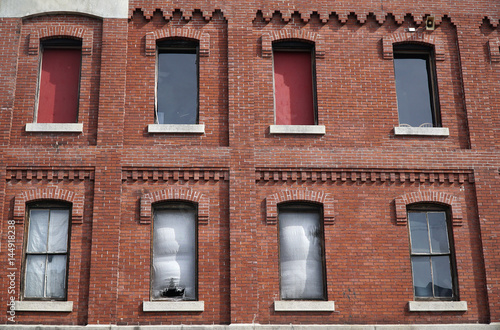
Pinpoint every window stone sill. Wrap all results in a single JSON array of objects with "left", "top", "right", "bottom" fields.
[
  {"left": 274, "top": 300, "right": 335, "bottom": 312},
  {"left": 142, "top": 301, "right": 204, "bottom": 312},
  {"left": 394, "top": 126, "right": 449, "bottom": 136},
  {"left": 14, "top": 301, "right": 73, "bottom": 312},
  {"left": 25, "top": 123, "right": 83, "bottom": 132},
  {"left": 269, "top": 125, "right": 326, "bottom": 135},
  {"left": 408, "top": 301, "right": 467, "bottom": 312},
  {"left": 147, "top": 124, "right": 205, "bottom": 134}
]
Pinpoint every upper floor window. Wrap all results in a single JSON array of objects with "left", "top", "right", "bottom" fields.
[
  {"left": 273, "top": 41, "right": 317, "bottom": 126},
  {"left": 152, "top": 202, "right": 197, "bottom": 300},
  {"left": 37, "top": 39, "right": 82, "bottom": 124},
  {"left": 393, "top": 44, "right": 441, "bottom": 128},
  {"left": 278, "top": 203, "right": 325, "bottom": 300},
  {"left": 23, "top": 204, "right": 70, "bottom": 300},
  {"left": 408, "top": 206, "right": 457, "bottom": 300},
  {"left": 156, "top": 39, "right": 199, "bottom": 125}
]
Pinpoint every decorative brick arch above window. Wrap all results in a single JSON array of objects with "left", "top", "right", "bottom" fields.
[
  {"left": 382, "top": 33, "right": 445, "bottom": 61},
  {"left": 262, "top": 30, "right": 325, "bottom": 58},
  {"left": 488, "top": 39, "right": 500, "bottom": 62},
  {"left": 14, "top": 187, "right": 84, "bottom": 224},
  {"left": 140, "top": 187, "right": 210, "bottom": 225},
  {"left": 145, "top": 28, "right": 210, "bottom": 57},
  {"left": 266, "top": 190, "right": 335, "bottom": 225},
  {"left": 394, "top": 191, "right": 464, "bottom": 226},
  {"left": 28, "top": 25, "right": 93, "bottom": 55}
]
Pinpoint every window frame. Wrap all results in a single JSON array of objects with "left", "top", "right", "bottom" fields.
[
  {"left": 155, "top": 39, "right": 200, "bottom": 125},
  {"left": 393, "top": 44, "right": 441, "bottom": 128},
  {"left": 35, "top": 38, "right": 83, "bottom": 125},
  {"left": 150, "top": 201, "right": 199, "bottom": 301},
  {"left": 277, "top": 202, "right": 327, "bottom": 301},
  {"left": 21, "top": 201, "right": 72, "bottom": 301},
  {"left": 407, "top": 204, "right": 459, "bottom": 301},
  {"left": 272, "top": 41, "right": 318, "bottom": 126}
]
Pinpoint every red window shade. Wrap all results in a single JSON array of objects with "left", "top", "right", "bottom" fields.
[
  {"left": 37, "top": 48, "right": 81, "bottom": 123},
  {"left": 273, "top": 51, "right": 315, "bottom": 125}
]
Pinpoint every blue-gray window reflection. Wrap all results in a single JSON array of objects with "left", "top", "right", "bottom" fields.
[
  {"left": 408, "top": 210, "right": 455, "bottom": 299},
  {"left": 394, "top": 45, "right": 440, "bottom": 128},
  {"left": 157, "top": 40, "right": 198, "bottom": 125}
]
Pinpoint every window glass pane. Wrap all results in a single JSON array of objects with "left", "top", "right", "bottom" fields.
[
  {"left": 46, "top": 255, "right": 67, "bottom": 298},
  {"left": 394, "top": 57, "right": 434, "bottom": 127},
  {"left": 47, "top": 209, "right": 70, "bottom": 253},
  {"left": 157, "top": 52, "right": 198, "bottom": 124},
  {"left": 27, "top": 209, "right": 49, "bottom": 253},
  {"left": 432, "top": 256, "right": 453, "bottom": 297},
  {"left": 274, "top": 51, "right": 315, "bottom": 125},
  {"left": 408, "top": 212, "right": 430, "bottom": 254},
  {"left": 25, "top": 255, "right": 46, "bottom": 298},
  {"left": 153, "top": 207, "right": 196, "bottom": 300},
  {"left": 428, "top": 212, "right": 450, "bottom": 254},
  {"left": 38, "top": 48, "right": 81, "bottom": 123},
  {"left": 279, "top": 208, "right": 324, "bottom": 299},
  {"left": 411, "top": 256, "right": 433, "bottom": 297}
]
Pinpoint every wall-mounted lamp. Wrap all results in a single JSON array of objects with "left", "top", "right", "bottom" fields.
[{"left": 426, "top": 16, "right": 435, "bottom": 31}]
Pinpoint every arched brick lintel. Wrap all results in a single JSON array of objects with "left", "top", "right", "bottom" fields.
[
  {"left": 266, "top": 189, "right": 335, "bottom": 225},
  {"left": 13, "top": 187, "right": 85, "bottom": 224},
  {"left": 140, "top": 188, "right": 210, "bottom": 225},
  {"left": 382, "top": 33, "right": 445, "bottom": 61},
  {"left": 145, "top": 28, "right": 210, "bottom": 57},
  {"left": 28, "top": 25, "right": 93, "bottom": 55},
  {"left": 394, "top": 191, "right": 464, "bottom": 226},
  {"left": 262, "top": 30, "right": 325, "bottom": 58}
]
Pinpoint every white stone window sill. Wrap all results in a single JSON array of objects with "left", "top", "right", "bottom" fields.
[
  {"left": 274, "top": 300, "right": 335, "bottom": 312},
  {"left": 148, "top": 124, "right": 205, "bottom": 134},
  {"left": 408, "top": 301, "right": 467, "bottom": 312},
  {"left": 25, "top": 123, "right": 83, "bottom": 133},
  {"left": 269, "top": 125, "right": 326, "bottom": 135},
  {"left": 143, "top": 300, "right": 204, "bottom": 312},
  {"left": 14, "top": 301, "right": 73, "bottom": 312},
  {"left": 394, "top": 126, "right": 449, "bottom": 136}
]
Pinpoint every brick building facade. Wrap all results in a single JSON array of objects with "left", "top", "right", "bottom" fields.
[{"left": 0, "top": 0, "right": 498, "bottom": 328}]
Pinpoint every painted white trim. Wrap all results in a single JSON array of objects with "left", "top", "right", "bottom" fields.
[
  {"left": 148, "top": 124, "right": 205, "bottom": 134},
  {"left": 143, "top": 300, "right": 204, "bottom": 312},
  {"left": 274, "top": 300, "right": 335, "bottom": 312},
  {"left": 394, "top": 126, "right": 449, "bottom": 136},
  {"left": 408, "top": 301, "right": 468, "bottom": 312},
  {"left": 269, "top": 125, "right": 326, "bottom": 135},
  {"left": 26, "top": 123, "right": 83, "bottom": 132},
  {"left": 14, "top": 301, "right": 73, "bottom": 312},
  {"left": 0, "top": 0, "right": 129, "bottom": 18}
]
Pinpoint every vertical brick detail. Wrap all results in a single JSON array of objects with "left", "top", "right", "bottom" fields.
[
  {"left": 28, "top": 25, "right": 93, "bottom": 55},
  {"left": 382, "top": 33, "right": 445, "bottom": 61},
  {"left": 394, "top": 191, "right": 464, "bottom": 226},
  {"left": 266, "top": 189, "right": 335, "bottom": 225},
  {"left": 262, "top": 30, "right": 325, "bottom": 58},
  {"left": 145, "top": 28, "right": 210, "bottom": 57},
  {"left": 488, "top": 39, "right": 500, "bottom": 62},
  {"left": 140, "top": 187, "right": 210, "bottom": 225},
  {"left": 13, "top": 187, "right": 85, "bottom": 224}
]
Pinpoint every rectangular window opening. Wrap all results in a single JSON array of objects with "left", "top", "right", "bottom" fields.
[
  {"left": 393, "top": 44, "right": 441, "bottom": 128},
  {"left": 36, "top": 39, "right": 82, "bottom": 124},
  {"left": 273, "top": 41, "right": 317, "bottom": 126},
  {"left": 156, "top": 40, "right": 199, "bottom": 125},
  {"left": 23, "top": 205, "right": 71, "bottom": 300},
  {"left": 152, "top": 202, "right": 198, "bottom": 301},
  {"left": 408, "top": 206, "right": 458, "bottom": 300},
  {"left": 278, "top": 203, "right": 326, "bottom": 300}
]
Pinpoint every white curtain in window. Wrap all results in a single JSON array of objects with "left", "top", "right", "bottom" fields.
[
  {"left": 280, "top": 210, "right": 324, "bottom": 299},
  {"left": 153, "top": 208, "right": 196, "bottom": 300}
]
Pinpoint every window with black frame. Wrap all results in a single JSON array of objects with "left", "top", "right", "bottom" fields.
[
  {"left": 393, "top": 44, "right": 441, "bottom": 128},
  {"left": 23, "top": 205, "right": 70, "bottom": 300},
  {"left": 408, "top": 206, "right": 457, "bottom": 300}
]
